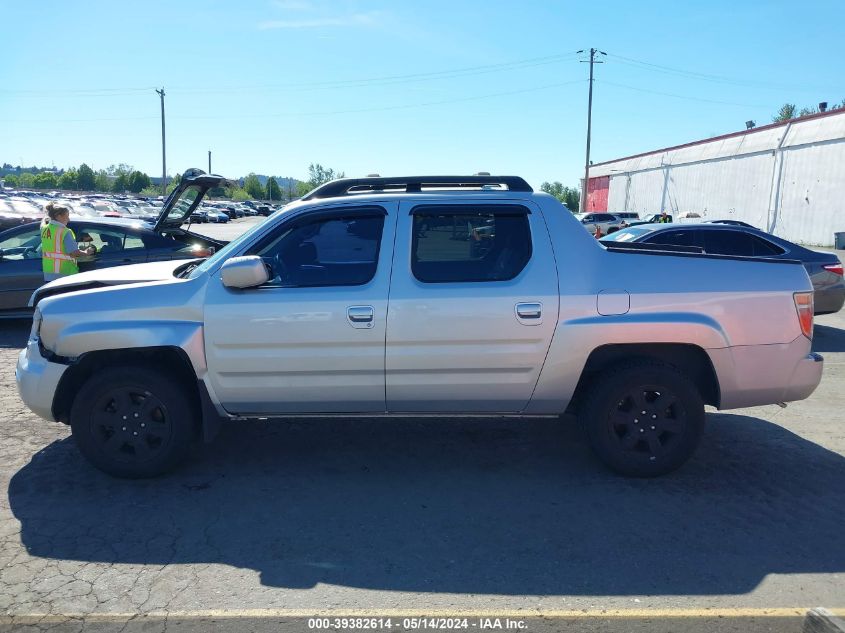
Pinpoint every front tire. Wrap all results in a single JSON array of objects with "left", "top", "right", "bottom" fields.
[
  {"left": 580, "top": 360, "right": 705, "bottom": 477},
  {"left": 69, "top": 367, "right": 196, "bottom": 478}
]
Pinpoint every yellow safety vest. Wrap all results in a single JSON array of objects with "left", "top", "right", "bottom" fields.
[{"left": 41, "top": 221, "right": 79, "bottom": 276}]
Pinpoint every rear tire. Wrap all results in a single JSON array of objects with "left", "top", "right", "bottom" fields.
[
  {"left": 69, "top": 366, "right": 196, "bottom": 478},
  {"left": 579, "top": 360, "right": 705, "bottom": 477}
]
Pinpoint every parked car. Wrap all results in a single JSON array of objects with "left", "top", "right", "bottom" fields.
[
  {"left": 613, "top": 212, "right": 640, "bottom": 222},
  {"left": 628, "top": 213, "right": 673, "bottom": 226},
  {"left": 256, "top": 205, "right": 272, "bottom": 217},
  {"left": 600, "top": 223, "right": 844, "bottom": 314},
  {"left": 18, "top": 175, "right": 823, "bottom": 479},
  {"left": 189, "top": 210, "right": 208, "bottom": 223},
  {"left": 205, "top": 210, "right": 229, "bottom": 223},
  {"left": 0, "top": 169, "right": 229, "bottom": 318},
  {"left": 573, "top": 212, "right": 621, "bottom": 234}
]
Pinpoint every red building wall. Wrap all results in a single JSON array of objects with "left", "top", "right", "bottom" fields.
[{"left": 586, "top": 176, "right": 609, "bottom": 212}]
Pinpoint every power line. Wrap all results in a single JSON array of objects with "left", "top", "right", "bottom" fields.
[
  {"left": 169, "top": 52, "right": 582, "bottom": 93},
  {"left": 4, "top": 79, "right": 587, "bottom": 123},
  {"left": 0, "top": 52, "right": 581, "bottom": 98},
  {"left": 599, "top": 79, "right": 767, "bottom": 108},
  {"left": 605, "top": 53, "right": 836, "bottom": 93}
]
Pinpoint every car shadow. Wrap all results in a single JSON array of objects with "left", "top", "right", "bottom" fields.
[
  {"left": 8, "top": 413, "right": 845, "bottom": 596},
  {"left": 813, "top": 324, "right": 845, "bottom": 353}
]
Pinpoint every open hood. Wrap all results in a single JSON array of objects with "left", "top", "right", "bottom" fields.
[{"left": 153, "top": 168, "right": 236, "bottom": 232}]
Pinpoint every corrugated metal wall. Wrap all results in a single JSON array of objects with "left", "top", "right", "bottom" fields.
[{"left": 591, "top": 110, "right": 845, "bottom": 246}]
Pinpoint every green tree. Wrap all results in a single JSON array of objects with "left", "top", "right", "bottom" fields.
[
  {"left": 77, "top": 163, "right": 95, "bottom": 190},
  {"left": 266, "top": 176, "right": 282, "bottom": 201},
  {"left": 32, "top": 172, "right": 58, "bottom": 189},
  {"left": 18, "top": 172, "right": 35, "bottom": 188},
  {"left": 126, "top": 171, "right": 151, "bottom": 193},
  {"left": 94, "top": 170, "right": 111, "bottom": 191},
  {"left": 540, "top": 181, "right": 580, "bottom": 212},
  {"left": 3, "top": 174, "right": 19, "bottom": 187},
  {"left": 773, "top": 103, "right": 796, "bottom": 123},
  {"left": 295, "top": 163, "right": 345, "bottom": 197},
  {"left": 112, "top": 173, "right": 128, "bottom": 193},
  {"left": 243, "top": 173, "right": 263, "bottom": 199},
  {"left": 798, "top": 105, "right": 819, "bottom": 117},
  {"left": 225, "top": 186, "right": 251, "bottom": 201},
  {"left": 58, "top": 169, "right": 77, "bottom": 190}
]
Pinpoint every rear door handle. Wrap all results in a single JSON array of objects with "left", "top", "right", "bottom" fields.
[
  {"left": 347, "top": 305, "right": 374, "bottom": 328},
  {"left": 516, "top": 302, "right": 542, "bottom": 324}
]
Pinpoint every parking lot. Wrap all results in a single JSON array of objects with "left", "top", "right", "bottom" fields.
[{"left": 1, "top": 229, "right": 844, "bottom": 631}]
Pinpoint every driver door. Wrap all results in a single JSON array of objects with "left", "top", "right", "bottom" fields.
[{"left": 203, "top": 203, "right": 397, "bottom": 415}]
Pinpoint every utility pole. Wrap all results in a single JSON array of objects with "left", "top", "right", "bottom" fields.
[
  {"left": 578, "top": 48, "right": 605, "bottom": 213},
  {"left": 208, "top": 150, "right": 212, "bottom": 174},
  {"left": 155, "top": 88, "right": 167, "bottom": 195}
]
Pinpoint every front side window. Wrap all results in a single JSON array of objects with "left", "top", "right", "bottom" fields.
[
  {"left": 75, "top": 227, "right": 130, "bottom": 254},
  {"left": 247, "top": 209, "right": 384, "bottom": 287},
  {"left": 411, "top": 206, "right": 532, "bottom": 283}
]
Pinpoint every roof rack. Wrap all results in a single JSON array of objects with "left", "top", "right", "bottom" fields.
[{"left": 300, "top": 175, "right": 533, "bottom": 200}]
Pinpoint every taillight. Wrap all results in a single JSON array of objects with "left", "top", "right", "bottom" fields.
[
  {"left": 794, "top": 292, "right": 814, "bottom": 339},
  {"left": 823, "top": 262, "right": 843, "bottom": 276}
]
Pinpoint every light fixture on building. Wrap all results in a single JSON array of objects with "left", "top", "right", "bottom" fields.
[
  {"left": 819, "top": 102, "right": 828, "bottom": 113},
  {"left": 746, "top": 120, "right": 756, "bottom": 130}
]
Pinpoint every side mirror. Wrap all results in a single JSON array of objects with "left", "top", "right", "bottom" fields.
[{"left": 221, "top": 256, "right": 270, "bottom": 289}]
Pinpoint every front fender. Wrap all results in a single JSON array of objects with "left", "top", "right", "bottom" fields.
[{"left": 50, "top": 320, "right": 207, "bottom": 376}]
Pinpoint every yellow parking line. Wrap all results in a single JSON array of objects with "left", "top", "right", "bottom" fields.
[{"left": 3, "top": 607, "right": 844, "bottom": 621}]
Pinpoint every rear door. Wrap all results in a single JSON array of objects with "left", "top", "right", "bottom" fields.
[
  {"left": 72, "top": 223, "right": 149, "bottom": 272},
  {"left": 385, "top": 200, "right": 559, "bottom": 412}
]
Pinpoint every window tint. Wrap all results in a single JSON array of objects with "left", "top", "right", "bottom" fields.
[
  {"left": 700, "top": 230, "right": 756, "bottom": 256},
  {"left": 248, "top": 211, "right": 384, "bottom": 287},
  {"left": 749, "top": 235, "right": 785, "bottom": 256},
  {"left": 644, "top": 230, "right": 700, "bottom": 248},
  {"left": 0, "top": 227, "right": 41, "bottom": 260},
  {"left": 411, "top": 207, "right": 531, "bottom": 283}
]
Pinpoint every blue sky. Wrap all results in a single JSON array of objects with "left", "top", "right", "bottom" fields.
[{"left": 3, "top": 0, "right": 844, "bottom": 188}]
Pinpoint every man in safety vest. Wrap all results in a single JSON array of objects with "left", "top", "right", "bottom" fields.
[
  {"left": 658, "top": 210, "right": 672, "bottom": 223},
  {"left": 41, "top": 202, "right": 95, "bottom": 281}
]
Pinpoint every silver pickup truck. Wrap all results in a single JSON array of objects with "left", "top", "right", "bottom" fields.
[{"left": 16, "top": 173, "right": 823, "bottom": 478}]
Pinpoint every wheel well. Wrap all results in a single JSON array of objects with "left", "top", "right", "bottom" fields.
[
  {"left": 52, "top": 347, "right": 200, "bottom": 427},
  {"left": 567, "top": 343, "right": 721, "bottom": 413}
]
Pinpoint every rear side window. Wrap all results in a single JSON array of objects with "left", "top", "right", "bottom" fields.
[
  {"left": 749, "top": 235, "right": 785, "bottom": 256},
  {"left": 700, "top": 230, "right": 756, "bottom": 256},
  {"left": 644, "top": 230, "right": 700, "bottom": 248},
  {"left": 411, "top": 205, "right": 532, "bottom": 283}
]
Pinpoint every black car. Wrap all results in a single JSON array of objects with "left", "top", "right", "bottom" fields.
[
  {"left": 600, "top": 223, "right": 845, "bottom": 315},
  {"left": 0, "top": 168, "right": 231, "bottom": 318}
]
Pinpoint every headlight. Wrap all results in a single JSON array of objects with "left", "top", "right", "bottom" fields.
[{"left": 30, "top": 307, "right": 42, "bottom": 341}]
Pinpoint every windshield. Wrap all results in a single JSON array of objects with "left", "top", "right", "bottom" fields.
[
  {"left": 185, "top": 215, "right": 273, "bottom": 279},
  {"left": 599, "top": 227, "right": 652, "bottom": 242}
]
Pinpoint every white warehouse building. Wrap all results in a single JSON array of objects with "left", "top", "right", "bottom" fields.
[{"left": 585, "top": 108, "right": 845, "bottom": 246}]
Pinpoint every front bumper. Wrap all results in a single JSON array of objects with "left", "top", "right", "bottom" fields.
[{"left": 15, "top": 338, "right": 68, "bottom": 422}]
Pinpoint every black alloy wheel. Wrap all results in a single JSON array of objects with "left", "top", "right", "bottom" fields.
[
  {"left": 70, "top": 366, "right": 196, "bottom": 478},
  {"left": 580, "top": 360, "right": 705, "bottom": 477}
]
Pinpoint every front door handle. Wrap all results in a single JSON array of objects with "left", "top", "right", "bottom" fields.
[
  {"left": 347, "top": 305, "right": 374, "bottom": 329},
  {"left": 516, "top": 302, "right": 542, "bottom": 324}
]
